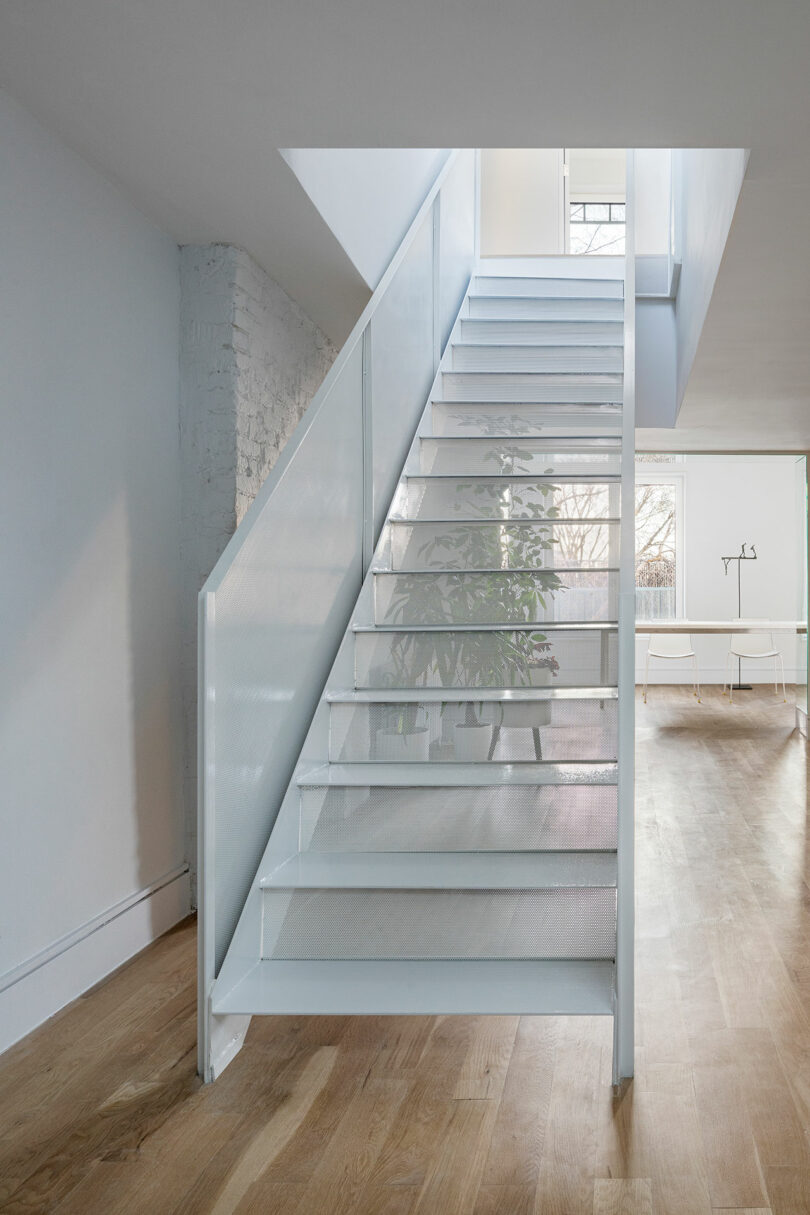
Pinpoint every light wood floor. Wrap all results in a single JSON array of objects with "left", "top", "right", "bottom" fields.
[{"left": 3, "top": 685, "right": 810, "bottom": 1214}]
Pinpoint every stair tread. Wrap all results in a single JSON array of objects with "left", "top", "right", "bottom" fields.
[
  {"left": 259, "top": 850, "right": 617, "bottom": 890},
  {"left": 403, "top": 468, "right": 616, "bottom": 478},
  {"left": 434, "top": 405, "right": 626, "bottom": 415},
  {"left": 296, "top": 761, "right": 618, "bottom": 788},
  {"left": 420, "top": 435, "right": 621, "bottom": 446},
  {"left": 451, "top": 341, "right": 624, "bottom": 351},
  {"left": 443, "top": 370, "right": 623, "bottom": 380},
  {"left": 352, "top": 620, "right": 616, "bottom": 633},
  {"left": 387, "top": 516, "right": 620, "bottom": 526},
  {"left": 373, "top": 564, "right": 619, "bottom": 574},
  {"left": 325, "top": 686, "right": 618, "bottom": 703},
  {"left": 212, "top": 958, "right": 615, "bottom": 1017}
]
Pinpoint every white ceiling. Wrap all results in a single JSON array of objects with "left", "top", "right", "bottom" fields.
[{"left": 1, "top": 0, "right": 809, "bottom": 445}]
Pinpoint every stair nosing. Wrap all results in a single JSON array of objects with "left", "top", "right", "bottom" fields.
[
  {"left": 352, "top": 620, "right": 617, "bottom": 633},
  {"left": 431, "top": 400, "right": 622, "bottom": 408},
  {"left": 296, "top": 761, "right": 618, "bottom": 788},
  {"left": 419, "top": 435, "right": 621, "bottom": 445},
  {"left": 442, "top": 370, "right": 624, "bottom": 380},
  {"left": 403, "top": 472, "right": 621, "bottom": 482},
  {"left": 386, "top": 516, "right": 620, "bottom": 526},
  {"left": 450, "top": 340, "right": 625, "bottom": 350},
  {"left": 259, "top": 850, "right": 618, "bottom": 890},
  {"left": 373, "top": 565, "right": 619, "bottom": 575},
  {"left": 324, "top": 685, "right": 618, "bottom": 703}
]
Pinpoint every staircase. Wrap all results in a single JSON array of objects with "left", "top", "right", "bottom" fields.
[{"left": 210, "top": 268, "right": 633, "bottom": 1080}]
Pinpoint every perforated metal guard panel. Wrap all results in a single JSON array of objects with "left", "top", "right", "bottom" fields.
[
  {"left": 420, "top": 438, "right": 622, "bottom": 476},
  {"left": 328, "top": 699, "right": 618, "bottom": 764},
  {"left": 472, "top": 276, "right": 623, "bottom": 299},
  {"left": 468, "top": 295, "right": 624, "bottom": 321},
  {"left": 440, "top": 372, "right": 623, "bottom": 405},
  {"left": 301, "top": 784, "right": 618, "bottom": 853},
  {"left": 375, "top": 570, "right": 620, "bottom": 625},
  {"left": 389, "top": 521, "right": 620, "bottom": 573},
  {"left": 431, "top": 402, "right": 622, "bottom": 438},
  {"left": 355, "top": 627, "right": 619, "bottom": 689},
  {"left": 451, "top": 344, "right": 624, "bottom": 373},
  {"left": 263, "top": 887, "right": 617, "bottom": 960},
  {"left": 402, "top": 477, "right": 617, "bottom": 521},
  {"left": 458, "top": 319, "right": 624, "bottom": 345}
]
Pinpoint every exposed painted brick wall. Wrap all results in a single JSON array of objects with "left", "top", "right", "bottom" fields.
[
  {"left": 179, "top": 244, "right": 336, "bottom": 898},
  {"left": 231, "top": 249, "right": 336, "bottom": 524}
]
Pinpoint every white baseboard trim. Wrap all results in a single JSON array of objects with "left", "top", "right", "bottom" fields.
[{"left": 0, "top": 864, "right": 191, "bottom": 1057}]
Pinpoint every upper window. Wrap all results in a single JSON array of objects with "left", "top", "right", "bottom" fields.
[{"left": 569, "top": 202, "right": 626, "bottom": 255}]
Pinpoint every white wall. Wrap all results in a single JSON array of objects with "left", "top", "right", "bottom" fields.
[
  {"left": 636, "top": 456, "right": 805, "bottom": 685},
  {"left": 635, "top": 149, "right": 671, "bottom": 256},
  {"left": 675, "top": 149, "right": 748, "bottom": 406},
  {"left": 280, "top": 148, "right": 449, "bottom": 289},
  {"left": 0, "top": 88, "right": 187, "bottom": 1052},
  {"left": 480, "top": 149, "right": 565, "bottom": 257},
  {"left": 568, "top": 148, "right": 626, "bottom": 203}
]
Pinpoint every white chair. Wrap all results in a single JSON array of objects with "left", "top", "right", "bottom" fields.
[
  {"left": 723, "top": 632, "right": 786, "bottom": 703},
  {"left": 643, "top": 633, "right": 701, "bottom": 704}
]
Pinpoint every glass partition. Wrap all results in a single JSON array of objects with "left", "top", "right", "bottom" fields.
[{"left": 199, "top": 152, "right": 476, "bottom": 983}]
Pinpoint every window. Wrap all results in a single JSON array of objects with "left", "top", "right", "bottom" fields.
[
  {"left": 635, "top": 481, "right": 679, "bottom": 619},
  {"left": 569, "top": 201, "right": 626, "bottom": 255}
]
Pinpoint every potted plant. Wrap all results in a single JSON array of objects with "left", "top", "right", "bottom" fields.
[
  {"left": 497, "top": 631, "right": 560, "bottom": 730},
  {"left": 378, "top": 478, "right": 567, "bottom": 763}
]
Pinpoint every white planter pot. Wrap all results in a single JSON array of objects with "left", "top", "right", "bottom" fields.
[
  {"left": 379, "top": 728, "right": 430, "bottom": 762},
  {"left": 500, "top": 666, "right": 553, "bottom": 727},
  {"left": 454, "top": 721, "right": 493, "bottom": 762}
]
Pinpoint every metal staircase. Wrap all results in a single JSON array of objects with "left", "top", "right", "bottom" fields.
[{"left": 208, "top": 266, "right": 635, "bottom": 1082}]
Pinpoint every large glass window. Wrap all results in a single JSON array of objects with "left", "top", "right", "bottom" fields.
[{"left": 635, "top": 481, "right": 677, "bottom": 619}]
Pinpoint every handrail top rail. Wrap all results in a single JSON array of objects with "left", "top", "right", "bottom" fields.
[{"left": 201, "top": 149, "right": 458, "bottom": 597}]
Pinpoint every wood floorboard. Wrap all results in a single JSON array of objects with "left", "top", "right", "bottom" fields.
[{"left": 1, "top": 686, "right": 809, "bottom": 1213}]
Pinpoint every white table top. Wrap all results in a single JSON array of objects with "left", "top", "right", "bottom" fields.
[{"left": 636, "top": 619, "right": 806, "bottom": 634}]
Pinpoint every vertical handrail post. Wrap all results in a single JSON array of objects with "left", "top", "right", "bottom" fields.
[
  {"left": 361, "top": 322, "right": 374, "bottom": 574},
  {"left": 432, "top": 193, "right": 441, "bottom": 374},
  {"left": 197, "top": 590, "right": 216, "bottom": 1080},
  {"left": 614, "top": 149, "right": 636, "bottom": 1084}
]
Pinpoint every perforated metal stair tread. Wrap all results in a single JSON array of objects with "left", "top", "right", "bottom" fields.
[
  {"left": 472, "top": 277, "right": 623, "bottom": 296},
  {"left": 259, "top": 850, "right": 617, "bottom": 890},
  {"left": 403, "top": 472, "right": 621, "bottom": 482},
  {"left": 422, "top": 433, "right": 622, "bottom": 445},
  {"left": 427, "top": 405, "right": 626, "bottom": 415},
  {"left": 450, "top": 344, "right": 624, "bottom": 371},
  {"left": 352, "top": 620, "right": 617, "bottom": 633},
  {"left": 386, "top": 517, "right": 621, "bottom": 527},
  {"left": 442, "top": 371, "right": 623, "bottom": 381},
  {"left": 212, "top": 958, "right": 616, "bottom": 1017},
  {"left": 458, "top": 319, "right": 624, "bottom": 342},
  {"left": 325, "top": 686, "right": 619, "bottom": 704},
  {"left": 374, "top": 563, "right": 620, "bottom": 573},
  {"left": 451, "top": 341, "right": 624, "bottom": 350},
  {"left": 296, "top": 762, "right": 618, "bottom": 788}
]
